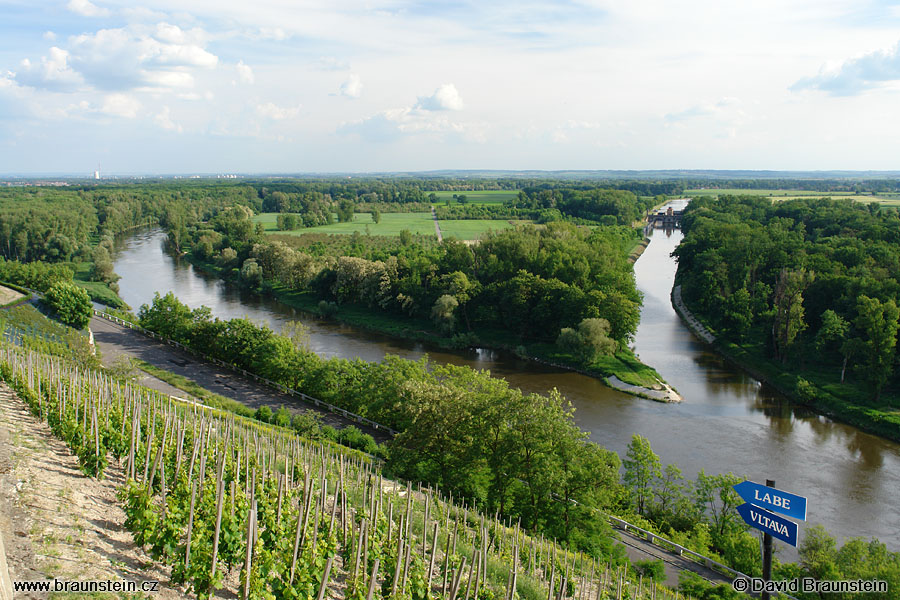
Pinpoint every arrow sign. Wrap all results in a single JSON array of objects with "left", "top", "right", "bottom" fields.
[
  {"left": 733, "top": 480, "right": 807, "bottom": 521},
  {"left": 737, "top": 503, "right": 798, "bottom": 547}
]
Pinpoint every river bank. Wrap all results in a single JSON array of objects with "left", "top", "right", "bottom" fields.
[{"left": 670, "top": 284, "right": 900, "bottom": 443}]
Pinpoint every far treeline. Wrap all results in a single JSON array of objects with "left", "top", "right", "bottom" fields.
[{"left": 675, "top": 196, "right": 900, "bottom": 436}]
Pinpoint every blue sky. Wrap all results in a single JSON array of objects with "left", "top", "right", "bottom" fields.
[{"left": 3, "top": 0, "right": 900, "bottom": 174}]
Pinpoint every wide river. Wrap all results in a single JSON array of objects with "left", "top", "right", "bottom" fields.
[{"left": 111, "top": 222, "right": 900, "bottom": 556}]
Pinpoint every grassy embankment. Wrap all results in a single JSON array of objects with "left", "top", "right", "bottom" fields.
[
  {"left": 70, "top": 261, "right": 128, "bottom": 309},
  {"left": 677, "top": 295, "right": 900, "bottom": 441}
]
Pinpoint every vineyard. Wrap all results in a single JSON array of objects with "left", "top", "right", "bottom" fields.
[{"left": 0, "top": 341, "right": 693, "bottom": 600}]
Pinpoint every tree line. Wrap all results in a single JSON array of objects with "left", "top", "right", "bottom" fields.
[
  {"left": 675, "top": 196, "right": 900, "bottom": 406},
  {"left": 183, "top": 206, "right": 643, "bottom": 349}
]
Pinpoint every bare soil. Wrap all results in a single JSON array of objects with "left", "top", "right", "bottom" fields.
[{"left": 0, "top": 383, "right": 181, "bottom": 599}]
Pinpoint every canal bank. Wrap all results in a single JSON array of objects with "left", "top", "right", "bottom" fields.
[{"left": 671, "top": 284, "right": 900, "bottom": 443}]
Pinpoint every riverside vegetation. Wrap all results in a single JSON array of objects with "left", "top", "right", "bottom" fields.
[{"left": 674, "top": 195, "right": 900, "bottom": 440}]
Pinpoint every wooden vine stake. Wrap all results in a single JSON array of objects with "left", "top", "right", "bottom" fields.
[{"left": 315, "top": 556, "right": 334, "bottom": 600}]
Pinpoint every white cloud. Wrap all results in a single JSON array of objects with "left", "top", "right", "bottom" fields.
[
  {"left": 340, "top": 74, "right": 362, "bottom": 98},
  {"left": 43, "top": 31, "right": 56, "bottom": 41},
  {"left": 236, "top": 61, "right": 255, "bottom": 84},
  {"left": 16, "top": 47, "right": 85, "bottom": 91},
  {"left": 793, "top": 40, "right": 900, "bottom": 96},
  {"left": 256, "top": 102, "right": 301, "bottom": 120},
  {"left": 15, "top": 23, "right": 218, "bottom": 93},
  {"left": 340, "top": 105, "right": 481, "bottom": 143},
  {"left": 100, "top": 93, "right": 140, "bottom": 118},
  {"left": 414, "top": 83, "right": 464, "bottom": 111},
  {"left": 66, "top": 0, "right": 110, "bottom": 18},
  {"left": 154, "top": 106, "right": 183, "bottom": 132}
]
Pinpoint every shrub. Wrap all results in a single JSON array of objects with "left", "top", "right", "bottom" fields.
[
  {"left": 254, "top": 405, "right": 273, "bottom": 423},
  {"left": 634, "top": 559, "right": 665, "bottom": 582},
  {"left": 44, "top": 281, "right": 92, "bottom": 329}
]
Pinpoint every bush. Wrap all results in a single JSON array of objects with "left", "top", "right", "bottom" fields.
[
  {"left": 273, "top": 406, "right": 291, "bottom": 428},
  {"left": 318, "top": 300, "right": 338, "bottom": 318},
  {"left": 633, "top": 559, "right": 665, "bottom": 582},
  {"left": 449, "top": 332, "right": 479, "bottom": 349},
  {"left": 44, "top": 281, "right": 92, "bottom": 329},
  {"left": 291, "top": 412, "right": 322, "bottom": 438},
  {"left": 254, "top": 405, "right": 273, "bottom": 423}
]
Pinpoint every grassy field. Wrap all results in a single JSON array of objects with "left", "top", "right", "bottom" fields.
[
  {"left": 684, "top": 189, "right": 900, "bottom": 206},
  {"left": 255, "top": 212, "right": 437, "bottom": 236},
  {"left": 683, "top": 188, "right": 861, "bottom": 197},
  {"left": 256, "top": 212, "right": 530, "bottom": 240},
  {"left": 431, "top": 190, "right": 519, "bottom": 204},
  {"left": 439, "top": 219, "right": 527, "bottom": 239}
]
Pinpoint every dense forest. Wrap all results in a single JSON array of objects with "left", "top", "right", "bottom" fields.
[{"left": 674, "top": 196, "right": 900, "bottom": 423}]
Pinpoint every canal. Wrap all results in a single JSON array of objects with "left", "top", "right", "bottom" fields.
[{"left": 111, "top": 223, "right": 900, "bottom": 554}]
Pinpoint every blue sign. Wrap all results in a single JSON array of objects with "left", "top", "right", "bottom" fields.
[
  {"left": 737, "top": 503, "right": 798, "bottom": 547},
  {"left": 733, "top": 481, "right": 807, "bottom": 521}
]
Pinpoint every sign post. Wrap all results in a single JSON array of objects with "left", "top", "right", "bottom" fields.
[
  {"left": 733, "top": 479, "right": 807, "bottom": 598},
  {"left": 761, "top": 480, "right": 775, "bottom": 600}
]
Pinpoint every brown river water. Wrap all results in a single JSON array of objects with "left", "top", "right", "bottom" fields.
[{"left": 111, "top": 221, "right": 900, "bottom": 557}]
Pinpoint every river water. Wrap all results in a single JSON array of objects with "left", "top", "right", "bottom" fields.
[{"left": 111, "top": 224, "right": 900, "bottom": 554}]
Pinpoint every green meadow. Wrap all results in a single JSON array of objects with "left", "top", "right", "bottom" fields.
[
  {"left": 255, "top": 211, "right": 530, "bottom": 240},
  {"left": 430, "top": 190, "right": 519, "bottom": 204},
  {"left": 683, "top": 188, "right": 861, "bottom": 197},
  {"left": 439, "top": 219, "right": 527, "bottom": 239},
  {"left": 255, "top": 212, "right": 436, "bottom": 236}
]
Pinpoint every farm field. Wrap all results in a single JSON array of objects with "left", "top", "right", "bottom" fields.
[
  {"left": 684, "top": 189, "right": 900, "bottom": 206},
  {"left": 683, "top": 188, "right": 860, "bottom": 197},
  {"left": 256, "top": 212, "right": 530, "bottom": 240},
  {"left": 431, "top": 190, "right": 519, "bottom": 204},
  {"left": 439, "top": 218, "right": 528, "bottom": 239},
  {"left": 255, "top": 211, "right": 435, "bottom": 236}
]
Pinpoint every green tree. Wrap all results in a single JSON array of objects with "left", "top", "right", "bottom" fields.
[
  {"left": 623, "top": 434, "right": 661, "bottom": 516},
  {"left": 89, "top": 245, "right": 119, "bottom": 287},
  {"left": 371, "top": 209, "right": 381, "bottom": 224},
  {"left": 336, "top": 199, "right": 355, "bottom": 223},
  {"left": 772, "top": 268, "right": 814, "bottom": 363},
  {"left": 854, "top": 295, "right": 900, "bottom": 402},
  {"left": 44, "top": 281, "right": 92, "bottom": 329},
  {"left": 431, "top": 294, "right": 458, "bottom": 334}
]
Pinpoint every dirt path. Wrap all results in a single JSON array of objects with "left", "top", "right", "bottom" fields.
[
  {"left": 0, "top": 383, "right": 183, "bottom": 599},
  {"left": 430, "top": 206, "right": 443, "bottom": 242}
]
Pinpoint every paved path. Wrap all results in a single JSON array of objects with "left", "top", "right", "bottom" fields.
[
  {"left": 430, "top": 206, "right": 443, "bottom": 242},
  {"left": 90, "top": 316, "right": 390, "bottom": 441},
  {"left": 672, "top": 285, "right": 715, "bottom": 343},
  {"left": 613, "top": 527, "right": 736, "bottom": 588}
]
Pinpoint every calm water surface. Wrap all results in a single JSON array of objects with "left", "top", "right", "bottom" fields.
[{"left": 112, "top": 222, "right": 900, "bottom": 555}]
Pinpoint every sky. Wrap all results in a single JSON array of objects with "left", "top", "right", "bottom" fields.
[{"left": 3, "top": 0, "right": 900, "bottom": 174}]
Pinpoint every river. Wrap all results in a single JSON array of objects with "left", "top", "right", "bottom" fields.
[{"left": 111, "top": 224, "right": 900, "bottom": 555}]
